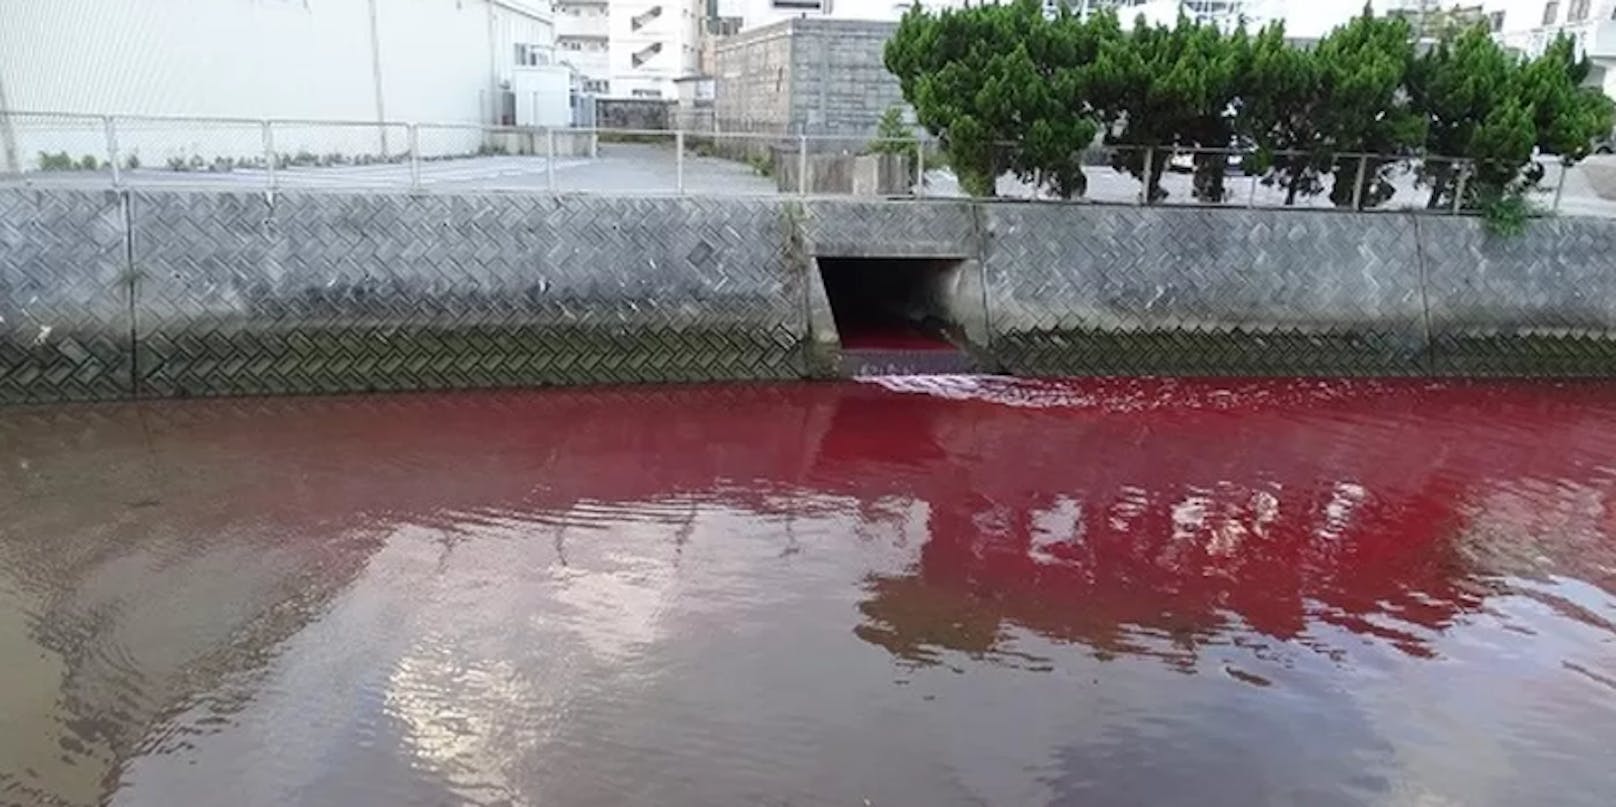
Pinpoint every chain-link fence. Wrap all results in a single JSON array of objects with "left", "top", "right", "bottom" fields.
[{"left": 3, "top": 110, "right": 1612, "bottom": 218}]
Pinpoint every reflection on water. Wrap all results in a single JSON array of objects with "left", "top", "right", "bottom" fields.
[{"left": 2, "top": 377, "right": 1615, "bottom": 806}]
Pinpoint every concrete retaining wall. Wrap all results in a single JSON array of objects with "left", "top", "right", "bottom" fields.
[
  {"left": 7, "top": 187, "right": 1616, "bottom": 404},
  {"left": 2, "top": 190, "right": 807, "bottom": 402}
]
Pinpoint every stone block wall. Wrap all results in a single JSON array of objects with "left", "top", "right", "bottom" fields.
[
  {"left": 787, "top": 19, "right": 905, "bottom": 138},
  {"left": 713, "top": 22, "right": 794, "bottom": 134},
  {"left": 713, "top": 18, "right": 904, "bottom": 138},
  {"left": 594, "top": 98, "right": 674, "bottom": 131}
]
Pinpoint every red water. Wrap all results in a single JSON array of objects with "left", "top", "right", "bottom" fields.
[
  {"left": 837, "top": 324, "right": 957, "bottom": 351},
  {"left": 3, "top": 377, "right": 1616, "bottom": 806}
]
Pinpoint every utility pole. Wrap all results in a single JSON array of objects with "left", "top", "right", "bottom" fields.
[
  {"left": 366, "top": 0, "right": 389, "bottom": 153},
  {"left": 0, "top": 69, "right": 17, "bottom": 174}
]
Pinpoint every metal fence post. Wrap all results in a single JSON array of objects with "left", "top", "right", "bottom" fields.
[
  {"left": 1552, "top": 160, "right": 1569, "bottom": 214},
  {"left": 103, "top": 116, "right": 121, "bottom": 188},
  {"left": 914, "top": 136, "right": 925, "bottom": 198},
  {"left": 262, "top": 120, "right": 277, "bottom": 191},
  {"left": 675, "top": 129, "right": 685, "bottom": 193},
  {"left": 407, "top": 123, "right": 421, "bottom": 192},
  {"left": 798, "top": 134, "right": 808, "bottom": 197},
  {"left": 546, "top": 128, "right": 557, "bottom": 191},
  {"left": 1351, "top": 155, "right": 1368, "bottom": 211},
  {"left": 1452, "top": 162, "right": 1468, "bottom": 215},
  {"left": 1140, "top": 147, "right": 1153, "bottom": 206}
]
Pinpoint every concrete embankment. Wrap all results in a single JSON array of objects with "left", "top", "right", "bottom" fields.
[{"left": 4, "top": 187, "right": 1616, "bottom": 404}]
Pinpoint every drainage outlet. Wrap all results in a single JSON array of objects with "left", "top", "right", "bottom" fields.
[{"left": 816, "top": 257, "right": 975, "bottom": 376}]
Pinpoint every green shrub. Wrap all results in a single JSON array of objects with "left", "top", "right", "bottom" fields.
[
  {"left": 886, "top": 2, "right": 1613, "bottom": 211},
  {"left": 746, "top": 152, "right": 774, "bottom": 178},
  {"left": 1478, "top": 188, "right": 1537, "bottom": 237},
  {"left": 37, "top": 151, "right": 75, "bottom": 171}
]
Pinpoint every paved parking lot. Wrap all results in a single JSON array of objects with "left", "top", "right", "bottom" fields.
[
  {"left": 0, "top": 143, "right": 777, "bottom": 195},
  {"left": 8, "top": 142, "right": 1616, "bottom": 219}
]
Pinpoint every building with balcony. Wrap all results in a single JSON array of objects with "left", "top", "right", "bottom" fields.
[
  {"left": 555, "top": 0, "right": 704, "bottom": 99},
  {"left": 557, "top": 0, "right": 613, "bottom": 94},
  {"left": 1468, "top": 1, "right": 1616, "bottom": 100}
]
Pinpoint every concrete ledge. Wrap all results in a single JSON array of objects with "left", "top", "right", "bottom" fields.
[{"left": 7, "top": 187, "right": 1616, "bottom": 404}]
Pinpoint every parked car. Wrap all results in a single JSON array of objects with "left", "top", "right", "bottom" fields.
[{"left": 1166, "top": 142, "right": 1251, "bottom": 175}]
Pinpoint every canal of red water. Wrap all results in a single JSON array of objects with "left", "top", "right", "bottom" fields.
[{"left": 3, "top": 377, "right": 1615, "bottom": 806}]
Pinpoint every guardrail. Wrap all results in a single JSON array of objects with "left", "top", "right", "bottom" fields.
[{"left": 0, "top": 109, "right": 1607, "bottom": 217}]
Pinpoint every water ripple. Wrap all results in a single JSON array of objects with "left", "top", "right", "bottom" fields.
[{"left": 2, "top": 378, "right": 1616, "bottom": 805}]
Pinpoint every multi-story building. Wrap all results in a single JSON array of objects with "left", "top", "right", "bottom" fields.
[
  {"left": 1485, "top": 0, "right": 1612, "bottom": 56},
  {"left": 556, "top": 0, "right": 702, "bottom": 99},
  {"left": 1482, "top": 0, "right": 1616, "bottom": 99},
  {"left": 556, "top": 0, "right": 613, "bottom": 95},
  {"left": 1068, "top": 0, "right": 1279, "bottom": 30}
]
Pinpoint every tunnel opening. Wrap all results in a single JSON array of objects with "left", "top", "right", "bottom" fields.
[{"left": 816, "top": 256, "right": 973, "bottom": 375}]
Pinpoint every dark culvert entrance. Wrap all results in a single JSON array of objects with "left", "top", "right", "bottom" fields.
[{"left": 816, "top": 257, "right": 975, "bottom": 375}]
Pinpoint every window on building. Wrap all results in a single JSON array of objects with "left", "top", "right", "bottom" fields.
[
  {"left": 1489, "top": 11, "right": 1506, "bottom": 31},
  {"left": 1543, "top": 0, "right": 1560, "bottom": 25},
  {"left": 1569, "top": 0, "right": 1590, "bottom": 21},
  {"left": 631, "top": 89, "right": 663, "bottom": 98},
  {"left": 514, "top": 43, "right": 549, "bottom": 65},
  {"left": 772, "top": 0, "right": 824, "bottom": 9},
  {"left": 706, "top": 16, "right": 742, "bottom": 35},
  {"left": 582, "top": 79, "right": 608, "bottom": 94}
]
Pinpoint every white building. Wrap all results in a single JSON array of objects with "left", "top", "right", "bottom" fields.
[
  {"left": 1069, "top": 0, "right": 1280, "bottom": 30},
  {"left": 557, "top": 0, "right": 951, "bottom": 99},
  {"left": 731, "top": 0, "right": 927, "bottom": 30},
  {"left": 0, "top": 0, "right": 571, "bottom": 172},
  {"left": 1485, "top": 0, "right": 1614, "bottom": 57},
  {"left": 1353, "top": 1, "right": 1616, "bottom": 99},
  {"left": 557, "top": 0, "right": 702, "bottom": 98},
  {"left": 1482, "top": 0, "right": 1616, "bottom": 99}
]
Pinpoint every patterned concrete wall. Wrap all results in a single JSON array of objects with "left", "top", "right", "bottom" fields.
[
  {"left": 1419, "top": 216, "right": 1616, "bottom": 376},
  {"left": 127, "top": 192, "right": 806, "bottom": 397},
  {"left": 0, "top": 190, "right": 131, "bottom": 404},
  {"left": 0, "top": 189, "right": 807, "bottom": 402},
  {"left": 982, "top": 206, "right": 1433, "bottom": 376},
  {"left": 8, "top": 187, "right": 1616, "bottom": 405}
]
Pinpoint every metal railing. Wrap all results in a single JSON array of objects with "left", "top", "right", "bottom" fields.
[{"left": 0, "top": 110, "right": 1605, "bottom": 218}]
